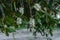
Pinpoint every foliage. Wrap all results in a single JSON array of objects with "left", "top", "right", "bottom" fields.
[{"left": 0, "top": 0, "right": 60, "bottom": 39}]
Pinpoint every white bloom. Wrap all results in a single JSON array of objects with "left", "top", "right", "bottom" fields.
[
  {"left": 29, "top": 18, "right": 35, "bottom": 27},
  {"left": 56, "top": 5, "right": 60, "bottom": 11},
  {"left": 56, "top": 6, "right": 59, "bottom": 10},
  {"left": 19, "top": 7, "right": 24, "bottom": 15},
  {"left": 32, "top": 28, "right": 36, "bottom": 32},
  {"left": 56, "top": 5, "right": 60, "bottom": 9},
  {"left": 16, "top": 8, "right": 19, "bottom": 11},
  {"left": 4, "top": 24, "right": 7, "bottom": 28},
  {"left": 34, "top": 3, "right": 41, "bottom": 11},
  {"left": 56, "top": 12, "right": 60, "bottom": 19},
  {"left": 10, "top": 26, "right": 15, "bottom": 29},
  {"left": 58, "top": 21, "right": 60, "bottom": 23},
  {"left": 44, "top": 7, "right": 47, "bottom": 11},
  {"left": 16, "top": 17, "right": 22, "bottom": 25},
  {"left": 57, "top": 14, "right": 60, "bottom": 19}
]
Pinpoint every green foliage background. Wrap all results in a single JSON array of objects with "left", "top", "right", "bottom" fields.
[{"left": 0, "top": 0, "right": 60, "bottom": 39}]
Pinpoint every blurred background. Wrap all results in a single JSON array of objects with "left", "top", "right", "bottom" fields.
[{"left": 0, "top": 0, "right": 60, "bottom": 40}]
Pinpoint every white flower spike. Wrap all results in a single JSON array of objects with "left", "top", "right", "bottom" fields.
[
  {"left": 34, "top": 3, "right": 41, "bottom": 11},
  {"left": 4, "top": 24, "right": 7, "bottom": 28},
  {"left": 16, "top": 17, "right": 22, "bottom": 25},
  {"left": 19, "top": 7, "right": 24, "bottom": 15},
  {"left": 29, "top": 18, "right": 35, "bottom": 27},
  {"left": 56, "top": 12, "right": 60, "bottom": 19}
]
